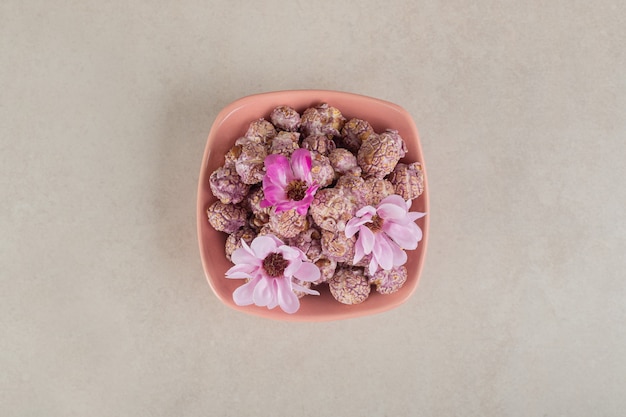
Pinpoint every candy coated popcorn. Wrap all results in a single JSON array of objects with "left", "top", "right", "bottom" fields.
[
  {"left": 388, "top": 162, "right": 425, "bottom": 201},
  {"left": 329, "top": 267, "right": 371, "bottom": 305},
  {"left": 206, "top": 201, "right": 247, "bottom": 233},
  {"left": 357, "top": 129, "right": 407, "bottom": 179},
  {"left": 209, "top": 165, "right": 250, "bottom": 204},
  {"left": 270, "top": 105, "right": 301, "bottom": 132}
]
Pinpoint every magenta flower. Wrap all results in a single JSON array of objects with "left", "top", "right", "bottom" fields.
[
  {"left": 345, "top": 195, "right": 426, "bottom": 275},
  {"left": 260, "top": 148, "right": 319, "bottom": 216},
  {"left": 225, "top": 234, "right": 321, "bottom": 314}
]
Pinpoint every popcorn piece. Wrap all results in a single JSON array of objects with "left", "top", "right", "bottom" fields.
[
  {"left": 225, "top": 227, "right": 256, "bottom": 260},
  {"left": 357, "top": 129, "right": 407, "bottom": 179},
  {"left": 245, "top": 186, "right": 272, "bottom": 230},
  {"left": 301, "top": 134, "right": 336, "bottom": 156},
  {"left": 235, "top": 137, "right": 267, "bottom": 185},
  {"left": 369, "top": 266, "right": 408, "bottom": 295},
  {"left": 209, "top": 165, "right": 250, "bottom": 204},
  {"left": 300, "top": 104, "right": 346, "bottom": 137},
  {"left": 313, "top": 257, "right": 337, "bottom": 285},
  {"left": 309, "top": 151, "right": 335, "bottom": 188},
  {"left": 268, "top": 207, "right": 309, "bottom": 239},
  {"left": 206, "top": 201, "right": 248, "bottom": 233},
  {"left": 328, "top": 148, "right": 358, "bottom": 176},
  {"left": 341, "top": 118, "right": 375, "bottom": 153},
  {"left": 224, "top": 143, "right": 242, "bottom": 167},
  {"left": 245, "top": 118, "right": 276, "bottom": 145},
  {"left": 321, "top": 229, "right": 356, "bottom": 263},
  {"left": 309, "top": 187, "right": 357, "bottom": 233},
  {"left": 328, "top": 267, "right": 371, "bottom": 304},
  {"left": 270, "top": 105, "right": 301, "bottom": 132},
  {"left": 334, "top": 173, "right": 367, "bottom": 208},
  {"left": 388, "top": 162, "right": 425, "bottom": 200},
  {"left": 245, "top": 185, "right": 270, "bottom": 216},
  {"left": 363, "top": 177, "right": 395, "bottom": 206},
  {"left": 269, "top": 131, "right": 300, "bottom": 157},
  {"left": 288, "top": 227, "right": 322, "bottom": 259},
  {"left": 335, "top": 173, "right": 365, "bottom": 191}
]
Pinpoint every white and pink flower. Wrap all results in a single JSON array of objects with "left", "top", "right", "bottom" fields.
[
  {"left": 345, "top": 195, "right": 426, "bottom": 275},
  {"left": 225, "top": 234, "right": 320, "bottom": 314},
  {"left": 260, "top": 148, "right": 319, "bottom": 215}
]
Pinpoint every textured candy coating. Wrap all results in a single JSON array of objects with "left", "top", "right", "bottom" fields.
[
  {"left": 225, "top": 227, "right": 256, "bottom": 260},
  {"left": 268, "top": 208, "right": 309, "bottom": 239},
  {"left": 270, "top": 105, "right": 301, "bottom": 132},
  {"left": 224, "top": 143, "right": 242, "bottom": 167},
  {"left": 388, "top": 162, "right": 425, "bottom": 200},
  {"left": 363, "top": 177, "right": 395, "bottom": 206},
  {"left": 245, "top": 118, "right": 276, "bottom": 145},
  {"left": 309, "top": 151, "right": 335, "bottom": 188},
  {"left": 313, "top": 257, "right": 337, "bottom": 285},
  {"left": 269, "top": 131, "right": 300, "bottom": 157},
  {"left": 357, "top": 129, "right": 407, "bottom": 179},
  {"left": 288, "top": 227, "right": 322, "bottom": 259},
  {"left": 300, "top": 104, "right": 346, "bottom": 137},
  {"left": 209, "top": 165, "right": 250, "bottom": 204},
  {"left": 328, "top": 148, "right": 358, "bottom": 176},
  {"left": 340, "top": 118, "right": 375, "bottom": 153},
  {"left": 369, "top": 266, "right": 408, "bottom": 295},
  {"left": 245, "top": 185, "right": 269, "bottom": 215},
  {"left": 321, "top": 229, "right": 356, "bottom": 263},
  {"left": 329, "top": 267, "right": 371, "bottom": 305},
  {"left": 301, "top": 134, "right": 336, "bottom": 156},
  {"left": 206, "top": 201, "right": 248, "bottom": 233},
  {"left": 309, "top": 188, "right": 357, "bottom": 233},
  {"left": 235, "top": 138, "right": 267, "bottom": 185}
]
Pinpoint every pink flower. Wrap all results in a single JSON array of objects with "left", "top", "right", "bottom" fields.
[
  {"left": 345, "top": 195, "right": 426, "bottom": 275},
  {"left": 260, "top": 148, "right": 319, "bottom": 216},
  {"left": 225, "top": 234, "right": 321, "bottom": 314}
]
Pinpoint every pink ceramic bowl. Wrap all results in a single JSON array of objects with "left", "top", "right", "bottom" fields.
[{"left": 197, "top": 90, "right": 429, "bottom": 321}]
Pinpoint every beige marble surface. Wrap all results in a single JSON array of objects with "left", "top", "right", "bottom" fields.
[{"left": 2, "top": 1, "right": 625, "bottom": 416}]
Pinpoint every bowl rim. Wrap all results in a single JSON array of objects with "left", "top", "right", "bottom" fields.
[{"left": 197, "top": 89, "right": 429, "bottom": 322}]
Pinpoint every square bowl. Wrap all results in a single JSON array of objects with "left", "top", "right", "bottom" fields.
[{"left": 197, "top": 90, "right": 429, "bottom": 321}]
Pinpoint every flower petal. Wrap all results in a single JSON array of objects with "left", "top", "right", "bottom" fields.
[
  {"left": 382, "top": 234, "right": 408, "bottom": 267},
  {"left": 377, "top": 201, "right": 407, "bottom": 220},
  {"left": 232, "top": 276, "right": 260, "bottom": 306},
  {"left": 355, "top": 205, "right": 376, "bottom": 217},
  {"left": 383, "top": 221, "right": 420, "bottom": 249},
  {"left": 284, "top": 258, "right": 302, "bottom": 278},
  {"left": 253, "top": 277, "right": 275, "bottom": 306},
  {"left": 292, "top": 283, "right": 320, "bottom": 295},
  {"left": 379, "top": 194, "right": 408, "bottom": 209},
  {"left": 230, "top": 246, "right": 260, "bottom": 266},
  {"left": 293, "top": 261, "right": 320, "bottom": 282},
  {"left": 369, "top": 257, "right": 378, "bottom": 275},
  {"left": 345, "top": 218, "right": 367, "bottom": 238},
  {"left": 261, "top": 183, "right": 287, "bottom": 205},
  {"left": 373, "top": 237, "right": 393, "bottom": 270},
  {"left": 264, "top": 154, "right": 292, "bottom": 187},
  {"left": 276, "top": 278, "right": 300, "bottom": 314},
  {"left": 360, "top": 226, "right": 376, "bottom": 255},
  {"left": 408, "top": 211, "right": 427, "bottom": 221},
  {"left": 250, "top": 235, "right": 279, "bottom": 259},
  {"left": 225, "top": 263, "right": 256, "bottom": 279},
  {"left": 290, "top": 148, "right": 312, "bottom": 181},
  {"left": 353, "top": 239, "right": 365, "bottom": 264}
]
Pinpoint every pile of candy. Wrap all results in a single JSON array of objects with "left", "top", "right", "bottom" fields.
[{"left": 206, "top": 103, "right": 425, "bottom": 313}]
